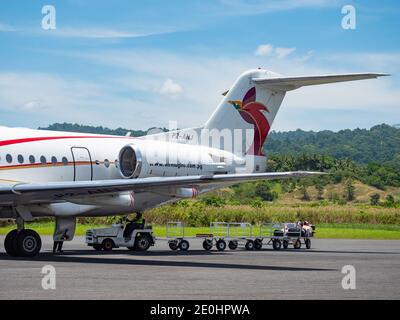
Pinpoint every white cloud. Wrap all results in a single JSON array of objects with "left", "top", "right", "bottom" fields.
[
  {"left": 0, "top": 23, "right": 16, "bottom": 32},
  {"left": 255, "top": 44, "right": 296, "bottom": 59},
  {"left": 275, "top": 47, "right": 296, "bottom": 59},
  {"left": 159, "top": 79, "right": 184, "bottom": 96},
  {"left": 255, "top": 44, "right": 273, "bottom": 56},
  {"left": 42, "top": 27, "right": 176, "bottom": 39},
  {"left": 219, "top": 0, "right": 340, "bottom": 16}
]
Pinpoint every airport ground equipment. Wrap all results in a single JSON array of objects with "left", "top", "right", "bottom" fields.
[
  {"left": 254, "top": 222, "right": 315, "bottom": 250},
  {"left": 200, "top": 222, "right": 255, "bottom": 251},
  {"left": 162, "top": 221, "right": 255, "bottom": 251},
  {"left": 86, "top": 222, "right": 155, "bottom": 251},
  {"left": 164, "top": 221, "right": 191, "bottom": 251}
]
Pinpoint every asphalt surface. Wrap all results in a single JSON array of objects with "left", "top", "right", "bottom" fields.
[{"left": 0, "top": 236, "right": 399, "bottom": 299}]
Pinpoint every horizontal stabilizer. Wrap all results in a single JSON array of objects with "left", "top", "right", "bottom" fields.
[{"left": 252, "top": 73, "right": 389, "bottom": 91}]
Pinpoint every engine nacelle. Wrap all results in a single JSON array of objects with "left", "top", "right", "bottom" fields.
[
  {"left": 119, "top": 144, "right": 143, "bottom": 178},
  {"left": 118, "top": 141, "right": 242, "bottom": 179}
]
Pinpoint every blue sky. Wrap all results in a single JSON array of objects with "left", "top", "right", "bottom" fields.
[{"left": 0, "top": 0, "right": 399, "bottom": 132}]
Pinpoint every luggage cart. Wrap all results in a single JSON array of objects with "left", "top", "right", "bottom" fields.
[
  {"left": 200, "top": 222, "right": 255, "bottom": 251},
  {"left": 256, "top": 222, "right": 313, "bottom": 250},
  {"left": 165, "top": 221, "right": 190, "bottom": 251}
]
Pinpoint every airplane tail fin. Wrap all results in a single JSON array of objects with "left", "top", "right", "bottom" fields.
[
  {"left": 147, "top": 69, "right": 387, "bottom": 172},
  {"left": 204, "top": 69, "right": 388, "bottom": 158}
]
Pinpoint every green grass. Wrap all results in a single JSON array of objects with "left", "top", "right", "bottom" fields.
[{"left": 1, "top": 222, "right": 400, "bottom": 240}]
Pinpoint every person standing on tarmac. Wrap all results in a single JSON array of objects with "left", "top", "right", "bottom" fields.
[{"left": 53, "top": 229, "right": 68, "bottom": 254}]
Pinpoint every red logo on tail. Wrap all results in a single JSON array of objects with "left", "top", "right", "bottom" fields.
[{"left": 228, "top": 87, "right": 270, "bottom": 156}]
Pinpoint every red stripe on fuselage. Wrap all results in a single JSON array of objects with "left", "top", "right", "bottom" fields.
[{"left": 0, "top": 135, "right": 136, "bottom": 147}]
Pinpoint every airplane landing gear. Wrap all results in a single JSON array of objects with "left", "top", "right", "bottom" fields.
[{"left": 4, "top": 229, "right": 42, "bottom": 257}]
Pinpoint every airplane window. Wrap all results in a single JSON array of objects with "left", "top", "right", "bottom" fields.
[
  {"left": 6, "top": 154, "right": 12, "bottom": 163},
  {"left": 104, "top": 159, "right": 110, "bottom": 168},
  {"left": 40, "top": 156, "right": 46, "bottom": 164},
  {"left": 62, "top": 157, "right": 68, "bottom": 165},
  {"left": 51, "top": 156, "right": 57, "bottom": 165},
  {"left": 29, "top": 155, "right": 35, "bottom": 164},
  {"left": 114, "top": 159, "right": 119, "bottom": 168},
  {"left": 17, "top": 155, "right": 24, "bottom": 164}
]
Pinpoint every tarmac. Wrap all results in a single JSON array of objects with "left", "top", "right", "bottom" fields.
[{"left": 0, "top": 236, "right": 399, "bottom": 299}]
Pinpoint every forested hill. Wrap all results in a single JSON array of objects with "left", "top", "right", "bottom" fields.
[
  {"left": 39, "top": 123, "right": 400, "bottom": 167},
  {"left": 265, "top": 124, "right": 400, "bottom": 167},
  {"left": 39, "top": 123, "right": 167, "bottom": 137}
]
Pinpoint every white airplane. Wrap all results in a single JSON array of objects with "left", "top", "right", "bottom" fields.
[{"left": 0, "top": 68, "right": 387, "bottom": 257}]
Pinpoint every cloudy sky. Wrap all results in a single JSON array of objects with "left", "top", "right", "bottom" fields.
[{"left": 0, "top": 0, "right": 399, "bottom": 132}]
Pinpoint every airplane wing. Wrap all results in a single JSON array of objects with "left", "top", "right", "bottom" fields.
[
  {"left": 252, "top": 73, "right": 389, "bottom": 91},
  {"left": 0, "top": 171, "right": 322, "bottom": 205}
]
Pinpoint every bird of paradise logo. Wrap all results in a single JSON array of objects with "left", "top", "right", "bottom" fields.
[{"left": 228, "top": 87, "right": 270, "bottom": 156}]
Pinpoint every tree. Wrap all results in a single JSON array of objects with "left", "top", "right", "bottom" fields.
[
  {"left": 344, "top": 179, "right": 355, "bottom": 202},
  {"left": 299, "top": 183, "right": 310, "bottom": 201},
  {"left": 385, "top": 194, "right": 395, "bottom": 207},
  {"left": 315, "top": 183, "right": 324, "bottom": 200},
  {"left": 370, "top": 193, "right": 380, "bottom": 205}
]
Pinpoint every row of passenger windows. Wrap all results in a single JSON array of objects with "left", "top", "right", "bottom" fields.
[
  {"left": 3, "top": 154, "right": 69, "bottom": 165},
  {"left": 1, "top": 154, "right": 115, "bottom": 168}
]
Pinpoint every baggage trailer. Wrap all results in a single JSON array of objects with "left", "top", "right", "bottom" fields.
[
  {"left": 255, "top": 222, "right": 315, "bottom": 250},
  {"left": 200, "top": 222, "right": 256, "bottom": 251},
  {"left": 161, "top": 221, "right": 256, "bottom": 251}
]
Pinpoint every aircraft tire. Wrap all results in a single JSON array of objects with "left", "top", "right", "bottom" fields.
[
  {"left": 14, "top": 229, "right": 42, "bottom": 257},
  {"left": 4, "top": 229, "right": 19, "bottom": 257}
]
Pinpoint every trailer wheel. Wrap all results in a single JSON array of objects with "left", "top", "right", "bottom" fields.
[
  {"left": 216, "top": 239, "right": 226, "bottom": 251},
  {"left": 228, "top": 240, "right": 238, "bottom": 250},
  {"left": 93, "top": 244, "right": 103, "bottom": 251},
  {"left": 179, "top": 240, "right": 190, "bottom": 251},
  {"left": 102, "top": 239, "right": 114, "bottom": 251},
  {"left": 135, "top": 234, "right": 152, "bottom": 251},
  {"left": 282, "top": 240, "right": 289, "bottom": 249},
  {"left": 169, "top": 241, "right": 179, "bottom": 251},
  {"left": 305, "top": 238, "right": 311, "bottom": 249},
  {"left": 294, "top": 239, "right": 301, "bottom": 249},
  {"left": 254, "top": 239, "right": 263, "bottom": 250},
  {"left": 245, "top": 240, "right": 254, "bottom": 251},
  {"left": 272, "top": 239, "right": 281, "bottom": 250},
  {"left": 202, "top": 239, "right": 212, "bottom": 251}
]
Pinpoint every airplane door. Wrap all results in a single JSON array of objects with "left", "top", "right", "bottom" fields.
[{"left": 71, "top": 147, "right": 93, "bottom": 181}]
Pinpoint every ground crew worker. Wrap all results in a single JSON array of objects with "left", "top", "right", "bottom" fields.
[
  {"left": 53, "top": 229, "right": 68, "bottom": 254},
  {"left": 123, "top": 212, "right": 144, "bottom": 238}
]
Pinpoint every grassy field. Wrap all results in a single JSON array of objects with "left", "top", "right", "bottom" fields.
[{"left": 1, "top": 222, "right": 400, "bottom": 240}]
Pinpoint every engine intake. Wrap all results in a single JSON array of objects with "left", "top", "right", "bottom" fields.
[{"left": 119, "top": 145, "right": 142, "bottom": 178}]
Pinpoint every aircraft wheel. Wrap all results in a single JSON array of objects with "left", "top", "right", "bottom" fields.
[
  {"left": 272, "top": 239, "right": 282, "bottom": 250},
  {"left": 294, "top": 239, "right": 301, "bottom": 249},
  {"left": 245, "top": 240, "right": 254, "bottom": 251},
  {"left": 216, "top": 239, "right": 226, "bottom": 251},
  {"left": 102, "top": 239, "right": 114, "bottom": 251},
  {"left": 305, "top": 238, "right": 311, "bottom": 249},
  {"left": 4, "top": 229, "right": 19, "bottom": 257},
  {"left": 179, "top": 240, "right": 190, "bottom": 251},
  {"left": 14, "top": 229, "right": 42, "bottom": 257},
  {"left": 228, "top": 240, "right": 238, "bottom": 250},
  {"left": 202, "top": 239, "right": 212, "bottom": 251},
  {"left": 254, "top": 239, "right": 263, "bottom": 250},
  {"left": 135, "top": 234, "right": 151, "bottom": 251}
]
